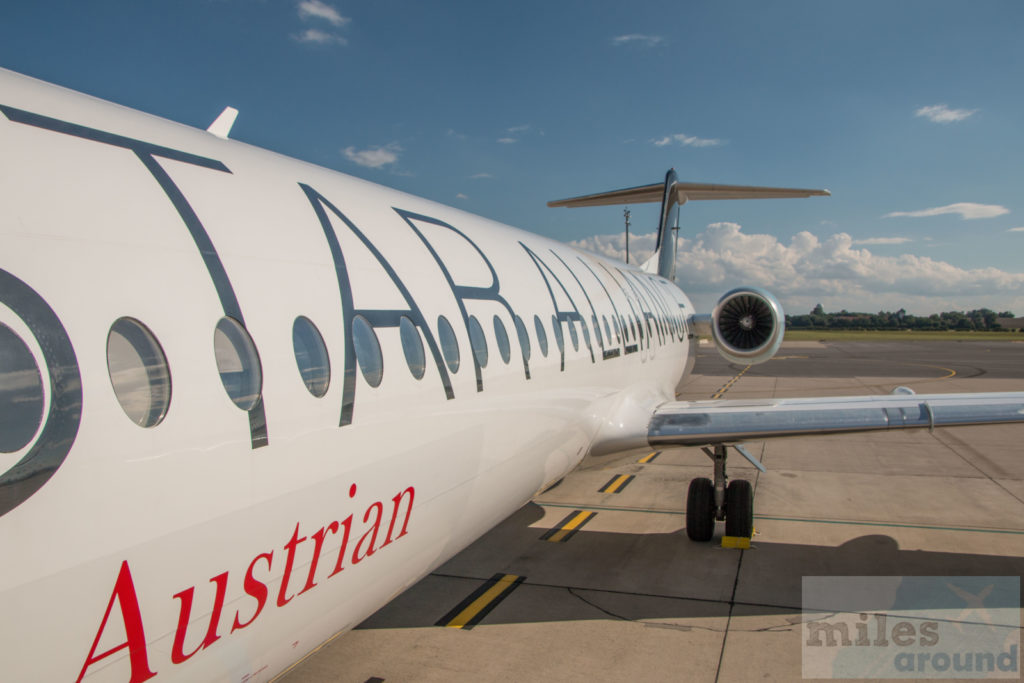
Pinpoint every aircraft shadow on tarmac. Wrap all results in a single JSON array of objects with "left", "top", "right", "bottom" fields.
[{"left": 357, "top": 501, "right": 1023, "bottom": 630}]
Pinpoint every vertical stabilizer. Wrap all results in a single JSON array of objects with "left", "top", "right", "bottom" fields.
[{"left": 650, "top": 169, "right": 682, "bottom": 279}]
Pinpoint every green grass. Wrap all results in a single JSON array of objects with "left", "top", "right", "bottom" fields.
[{"left": 783, "top": 329, "right": 1024, "bottom": 342}]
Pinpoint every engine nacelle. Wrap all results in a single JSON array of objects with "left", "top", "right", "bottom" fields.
[{"left": 710, "top": 287, "right": 785, "bottom": 365}]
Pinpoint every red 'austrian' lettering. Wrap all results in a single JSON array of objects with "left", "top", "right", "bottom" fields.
[
  {"left": 76, "top": 483, "right": 414, "bottom": 681},
  {"left": 76, "top": 561, "right": 156, "bottom": 683}
]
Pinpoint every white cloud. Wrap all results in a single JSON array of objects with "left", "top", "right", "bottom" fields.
[
  {"left": 915, "top": 104, "right": 977, "bottom": 124},
  {"left": 496, "top": 124, "right": 538, "bottom": 145},
  {"left": 342, "top": 142, "right": 401, "bottom": 168},
  {"left": 470, "top": 173, "right": 493, "bottom": 179},
  {"left": 568, "top": 222, "right": 1024, "bottom": 314},
  {"left": 293, "top": 28, "right": 347, "bottom": 45},
  {"left": 611, "top": 34, "right": 664, "bottom": 47},
  {"left": 456, "top": 193, "right": 469, "bottom": 200},
  {"left": 884, "top": 203, "right": 1009, "bottom": 220},
  {"left": 298, "top": 0, "right": 349, "bottom": 26},
  {"left": 852, "top": 237, "right": 912, "bottom": 245},
  {"left": 652, "top": 133, "right": 723, "bottom": 148},
  {"left": 569, "top": 231, "right": 659, "bottom": 266},
  {"left": 1007, "top": 227, "right": 1024, "bottom": 233}
]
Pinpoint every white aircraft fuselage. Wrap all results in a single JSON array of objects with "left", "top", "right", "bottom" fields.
[{"left": 0, "top": 69, "right": 695, "bottom": 682}]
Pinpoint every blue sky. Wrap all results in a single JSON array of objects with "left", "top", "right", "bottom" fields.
[{"left": 2, "top": 1, "right": 1022, "bottom": 314}]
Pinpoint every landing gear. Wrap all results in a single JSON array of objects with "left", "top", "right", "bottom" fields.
[
  {"left": 724, "top": 479, "right": 753, "bottom": 538},
  {"left": 685, "top": 444, "right": 755, "bottom": 542},
  {"left": 686, "top": 478, "right": 715, "bottom": 541}
]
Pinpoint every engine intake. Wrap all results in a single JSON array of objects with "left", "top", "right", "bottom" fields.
[{"left": 711, "top": 287, "right": 784, "bottom": 365}]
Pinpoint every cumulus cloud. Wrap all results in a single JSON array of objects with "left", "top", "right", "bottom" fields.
[
  {"left": 568, "top": 231, "right": 659, "bottom": 266},
  {"left": 884, "top": 203, "right": 1009, "bottom": 220},
  {"left": 568, "top": 222, "right": 1024, "bottom": 313},
  {"left": 612, "top": 34, "right": 664, "bottom": 47},
  {"left": 294, "top": 28, "right": 347, "bottom": 44},
  {"left": 1007, "top": 227, "right": 1024, "bottom": 233},
  {"left": 496, "top": 124, "right": 537, "bottom": 145},
  {"left": 456, "top": 193, "right": 469, "bottom": 200},
  {"left": 915, "top": 104, "right": 977, "bottom": 124},
  {"left": 342, "top": 142, "right": 401, "bottom": 168},
  {"left": 293, "top": 1, "right": 349, "bottom": 44},
  {"left": 652, "top": 133, "right": 723, "bottom": 148},
  {"left": 298, "top": 0, "right": 349, "bottom": 26},
  {"left": 852, "top": 237, "right": 912, "bottom": 245},
  {"left": 470, "top": 172, "right": 493, "bottom": 179}
]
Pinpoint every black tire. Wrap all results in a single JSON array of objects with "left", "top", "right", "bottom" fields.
[
  {"left": 725, "top": 479, "right": 753, "bottom": 538},
  {"left": 686, "top": 477, "right": 715, "bottom": 542}
]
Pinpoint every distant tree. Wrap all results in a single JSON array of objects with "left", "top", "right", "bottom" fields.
[{"left": 787, "top": 306, "right": 1016, "bottom": 331}]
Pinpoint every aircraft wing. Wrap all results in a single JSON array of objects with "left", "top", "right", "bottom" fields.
[{"left": 648, "top": 391, "right": 1024, "bottom": 447}]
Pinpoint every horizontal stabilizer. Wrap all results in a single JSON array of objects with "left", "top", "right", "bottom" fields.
[
  {"left": 548, "top": 181, "right": 830, "bottom": 208},
  {"left": 648, "top": 392, "right": 1024, "bottom": 447}
]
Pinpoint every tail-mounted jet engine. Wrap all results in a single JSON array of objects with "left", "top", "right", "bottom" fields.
[{"left": 710, "top": 287, "right": 784, "bottom": 365}]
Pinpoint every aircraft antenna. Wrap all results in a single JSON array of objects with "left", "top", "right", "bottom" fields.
[{"left": 207, "top": 106, "right": 239, "bottom": 139}]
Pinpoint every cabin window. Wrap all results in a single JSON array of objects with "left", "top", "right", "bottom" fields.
[
  {"left": 493, "top": 315, "right": 511, "bottom": 365},
  {"left": 568, "top": 319, "right": 579, "bottom": 351},
  {"left": 513, "top": 315, "right": 531, "bottom": 362},
  {"left": 551, "top": 315, "right": 564, "bottom": 355},
  {"left": 351, "top": 315, "right": 383, "bottom": 387},
  {"left": 399, "top": 316, "right": 426, "bottom": 380},
  {"left": 534, "top": 315, "right": 548, "bottom": 357},
  {"left": 214, "top": 317, "right": 262, "bottom": 411},
  {"left": 106, "top": 318, "right": 170, "bottom": 428},
  {"left": 468, "top": 315, "right": 488, "bottom": 368},
  {"left": 0, "top": 322, "right": 45, "bottom": 450},
  {"left": 437, "top": 315, "right": 460, "bottom": 373},
  {"left": 292, "top": 316, "right": 330, "bottom": 398}
]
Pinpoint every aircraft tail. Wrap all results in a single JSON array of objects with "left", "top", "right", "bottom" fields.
[{"left": 548, "top": 170, "right": 829, "bottom": 279}]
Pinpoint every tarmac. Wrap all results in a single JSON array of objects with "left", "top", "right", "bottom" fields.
[{"left": 281, "top": 340, "right": 1024, "bottom": 683}]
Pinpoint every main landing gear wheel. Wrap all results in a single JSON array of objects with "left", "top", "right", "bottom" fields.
[
  {"left": 686, "top": 477, "right": 715, "bottom": 541},
  {"left": 686, "top": 444, "right": 759, "bottom": 542},
  {"left": 724, "top": 479, "right": 753, "bottom": 538}
]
